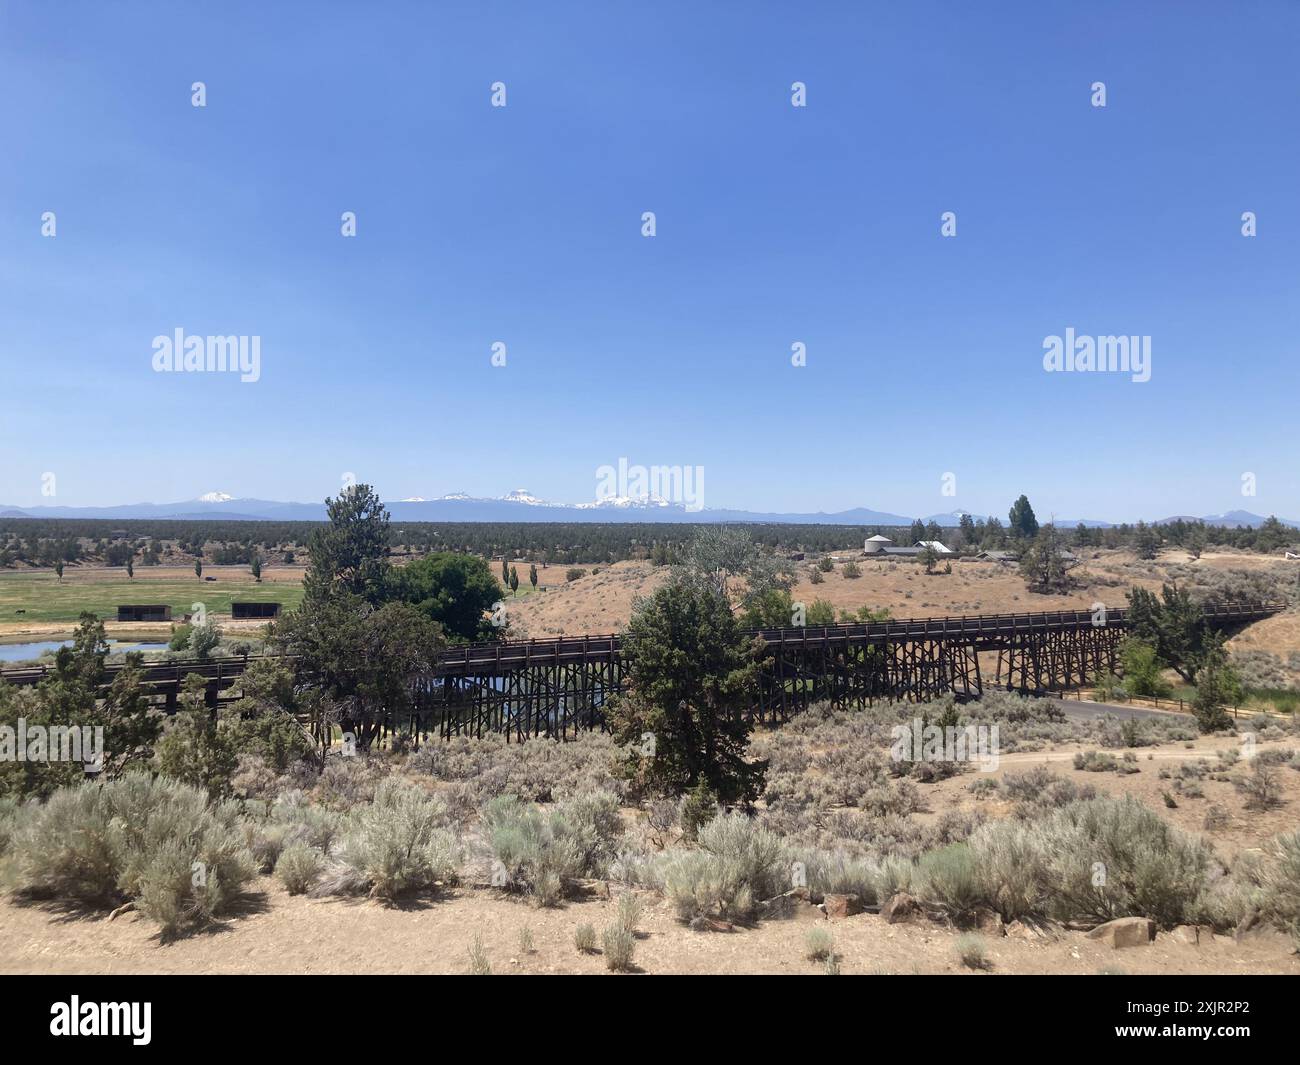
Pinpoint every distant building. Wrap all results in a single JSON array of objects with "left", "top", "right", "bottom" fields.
[
  {"left": 975, "top": 550, "right": 1019, "bottom": 564},
  {"left": 914, "top": 540, "right": 953, "bottom": 555},
  {"left": 117, "top": 604, "right": 172, "bottom": 622},
  {"left": 863, "top": 535, "right": 893, "bottom": 555},
  {"left": 231, "top": 602, "right": 281, "bottom": 620}
]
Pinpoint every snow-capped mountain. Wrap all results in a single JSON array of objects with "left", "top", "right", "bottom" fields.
[
  {"left": 575, "top": 495, "right": 676, "bottom": 510},
  {"left": 0, "top": 491, "right": 1296, "bottom": 529},
  {"left": 500, "top": 488, "right": 552, "bottom": 506}
]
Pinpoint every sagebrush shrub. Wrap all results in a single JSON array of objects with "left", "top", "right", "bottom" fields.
[
  {"left": 467, "top": 933, "right": 491, "bottom": 975},
  {"left": 958, "top": 795, "right": 1211, "bottom": 928},
  {"left": 662, "top": 812, "right": 786, "bottom": 923},
  {"left": 5, "top": 774, "right": 255, "bottom": 936},
  {"left": 801, "top": 850, "right": 880, "bottom": 904},
  {"left": 955, "top": 932, "right": 988, "bottom": 969},
  {"left": 275, "top": 843, "right": 325, "bottom": 895},
  {"left": 312, "top": 755, "right": 389, "bottom": 810},
  {"left": 804, "top": 926, "right": 833, "bottom": 961},
  {"left": 483, "top": 792, "right": 622, "bottom": 903},
  {"left": 328, "top": 780, "right": 460, "bottom": 900},
  {"left": 7, "top": 783, "right": 119, "bottom": 902},
  {"left": 574, "top": 922, "right": 598, "bottom": 953},
  {"left": 914, "top": 843, "right": 982, "bottom": 917},
  {"left": 602, "top": 923, "right": 635, "bottom": 971}
]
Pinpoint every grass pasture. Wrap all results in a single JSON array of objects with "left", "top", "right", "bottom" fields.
[{"left": 0, "top": 566, "right": 305, "bottom": 626}]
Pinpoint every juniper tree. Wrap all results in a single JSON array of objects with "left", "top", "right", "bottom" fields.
[
  {"left": 1008, "top": 495, "right": 1039, "bottom": 540},
  {"left": 303, "top": 483, "right": 391, "bottom": 606},
  {"left": 610, "top": 578, "right": 767, "bottom": 804}
]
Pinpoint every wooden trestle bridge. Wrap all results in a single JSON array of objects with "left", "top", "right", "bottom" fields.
[
  {"left": 0, "top": 601, "right": 1280, "bottom": 742},
  {"left": 421, "top": 601, "right": 1280, "bottom": 739}
]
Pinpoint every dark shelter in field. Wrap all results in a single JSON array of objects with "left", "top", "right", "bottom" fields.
[
  {"left": 116, "top": 604, "right": 172, "bottom": 622},
  {"left": 231, "top": 601, "right": 281, "bottom": 619}
]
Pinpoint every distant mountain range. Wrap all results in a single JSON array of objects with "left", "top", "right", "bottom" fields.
[{"left": 1, "top": 492, "right": 1297, "bottom": 529}]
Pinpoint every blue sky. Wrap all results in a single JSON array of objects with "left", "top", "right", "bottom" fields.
[{"left": 1, "top": 0, "right": 1297, "bottom": 521}]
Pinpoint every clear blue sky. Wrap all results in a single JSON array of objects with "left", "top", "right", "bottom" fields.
[{"left": 2, "top": 0, "right": 1297, "bottom": 521}]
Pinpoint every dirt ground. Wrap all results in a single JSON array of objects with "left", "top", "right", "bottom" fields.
[
  {"left": 3, "top": 878, "right": 1295, "bottom": 976},
  {"left": 3, "top": 729, "right": 1298, "bottom": 976},
  {"left": 916, "top": 730, "right": 1300, "bottom": 863},
  {"left": 501, "top": 550, "right": 1297, "bottom": 651}
]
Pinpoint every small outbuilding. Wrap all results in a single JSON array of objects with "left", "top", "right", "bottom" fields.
[
  {"left": 231, "top": 602, "right": 282, "bottom": 620},
  {"left": 117, "top": 604, "right": 172, "bottom": 622},
  {"left": 914, "top": 540, "right": 953, "bottom": 554}
]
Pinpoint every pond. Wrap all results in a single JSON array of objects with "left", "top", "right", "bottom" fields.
[{"left": 0, "top": 640, "right": 171, "bottom": 664}]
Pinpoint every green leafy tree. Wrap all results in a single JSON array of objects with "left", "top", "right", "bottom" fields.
[
  {"left": 1192, "top": 637, "right": 1242, "bottom": 733},
  {"left": 1187, "top": 525, "right": 1207, "bottom": 560},
  {"left": 1008, "top": 495, "right": 1039, "bottom": 540},
  {"left": 501, "top": 558, "right": 509, "bottom": 583},
  {"left": 156, "top": 674, "right": 239, "bottom": 800},
  {"left": 227, "top": 658, "right": 311, "bottom": 773},
  {"left": 909, "top": 518, "right": 926, "bottom": 543},
  {"left": 610, "top": 579, "right": 767, "bottom": 803},
  {"left": 303, "top": 484, "right": 391, "bottom": 606},
  {"left": 919, "top": 543, "right": 939, "bottom": 574},
  {"left": 272, "top": 596, "right": 443, "bottom": 752},
  {"left": 189, "top": 621, "right": 222, "bottom": 659},
  {"left": 980, "top": 516, "right": 1007, "bottom": 549},
  {"left": 805, "top": 599, "right": 837, "bottom": 626},
  {"left": 125, "top": 557, "right": 134, "bottom": 579},
  {"left": 529, "top": 563, "right": 538, "bottom": 592},
  {"left": 1256, "top": 516, "right": 1290, "bottom": 555},
  {"left": 509, "top": 565, "right": 519, "bottom": 596},
  {"left": 194, "top": 558, "right": 202, "bottom": 578},
  {"left": 1134, "top": 522, "right": 1159, "bottom": 560},
  {"left": 55, "top": 560, "right": 64, "bottom": 580},
  {"left": 958, "top": 512, "right": 977, "bottom": 547},
  {"left": 1119, "top": 638, "right": 1172, "bottom": 698},
  {"left": 1126, "top": 583, "right": 1209, "bottom": 683},
  {"left": 738, "top": 587, "right": 794, "bottom": 629},
  {"left": 251, "top": 552, "right": 262, "bottom": 581},
  {"left": 0, "top": 614, "right": 161, "bottom": 799},
  {"left": 1019, "top": 525, "right": 1072, "bottom": 592},
  {"left": 389, "top": 551, "right": 502, "bottom": 643}
]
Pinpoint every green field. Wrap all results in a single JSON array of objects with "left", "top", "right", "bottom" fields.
[{"left": 0, "top": 571, "right": 304, "bottom": 625}]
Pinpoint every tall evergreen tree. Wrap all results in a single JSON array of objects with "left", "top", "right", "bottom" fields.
[
  {"left": 1008, "top": 495, "right": 1039, "bottom": 539},
  {"left": 303, "top": 484, "right": 391, "bottom": 606},
  {"left": 611, "top": 578, "right": 767, "bottom": 803}
]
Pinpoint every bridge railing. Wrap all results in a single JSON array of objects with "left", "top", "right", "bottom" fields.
[{"left": 0, "top": 601, "right": 1284, "bottom": 684}]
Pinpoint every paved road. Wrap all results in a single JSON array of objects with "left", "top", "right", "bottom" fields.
[{"left": 1056, "top": 697, "right": 1192, "bottom": 723}]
